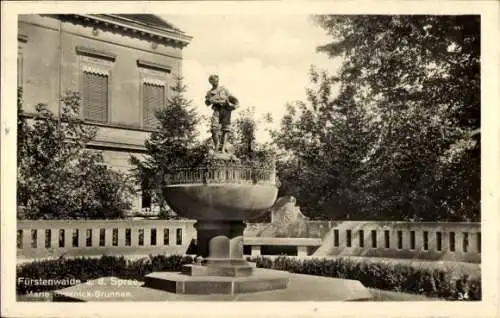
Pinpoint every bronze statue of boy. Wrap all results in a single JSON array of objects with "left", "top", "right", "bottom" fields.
[{"left": 205, "top": 74, "right": 239, "bottom": 153}]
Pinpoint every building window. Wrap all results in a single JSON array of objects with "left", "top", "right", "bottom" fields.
[
  {"left": 82, "top": 71, "right": 109, "bottom": 123},
  {"left": 142, "top": 83, "right": 164, "bottom": 129}
]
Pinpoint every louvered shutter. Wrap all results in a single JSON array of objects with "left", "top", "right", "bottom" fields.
[
  {"left": 143, "top": 83, "right": 164, "bottom": 129},
  {"left": 82, "top": 72, "right": 108, "bottom": 123}
]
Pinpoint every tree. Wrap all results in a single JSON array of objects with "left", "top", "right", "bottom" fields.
[
  {"left": 17, "top": 88, "right": 135, "bottom": 219},
  {"left": 271, "top": 67, "right": 378, "bottom": 219},
  {"left": 130, "top": 78, "right": 202, "bottom": 215},
  {"left": 231, "top": 106, "right": 276, "bottom": 168},
  {"left": 313, "top": 15, "right": 480, "bottom": 221},
  {"left": 271, "top": 15, "right": 480, "bottom": 221}
]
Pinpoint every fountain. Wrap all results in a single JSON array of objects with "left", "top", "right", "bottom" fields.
[
  {"left": 143, "top": 75, "right": 289, "bottom": 294},
  {"left": 52, "top": 75, "right": 371, "bottom": 301}
]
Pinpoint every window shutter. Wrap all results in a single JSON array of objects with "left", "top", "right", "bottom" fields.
[
  {"left": 143, "top": 83, "right": 164, "bottom": 129},
  {"left": 82, "top": 72, "right": 108, "bottom": 123}
]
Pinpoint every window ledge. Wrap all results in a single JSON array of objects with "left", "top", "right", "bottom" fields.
[
  {"left": 76, "top": 46, "right": 116, "bottom": 61},
  {"left": 84, "top": 120, "right": 160, "bottom": 132},
  {"left": 137, "top": 59, "right": 171, "bottom": 73}
]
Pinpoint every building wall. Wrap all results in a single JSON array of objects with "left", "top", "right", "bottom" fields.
[
  {"left": 18, "top": 15, "right": 187, "bottom": 212},
  {"left": 19, "top": 14, "right": 182, "bottom": 117}
]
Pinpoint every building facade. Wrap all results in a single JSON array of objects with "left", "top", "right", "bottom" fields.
[{"left": 17, "top": 14, "right": 192, "bottom": 213}]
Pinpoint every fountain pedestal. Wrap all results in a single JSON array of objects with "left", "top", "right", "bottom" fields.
[
  {"left": 142, "top": 156, "right": 289, "bottom": 295},
  {"left": 194, "top": 220, "right": 246, "bottom": 259}
]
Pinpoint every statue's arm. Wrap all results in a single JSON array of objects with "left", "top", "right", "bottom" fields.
[
  {"left": 205, "top": 91, "right": 212, "bottom": 106},
  {"left": 226, "top": 89, "right": 239, "bottom": 108}
]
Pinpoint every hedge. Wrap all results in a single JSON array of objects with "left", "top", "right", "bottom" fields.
[
  {"left": 17, "top": 254, "right": 481, "bottom": 301},
  {"left": 16, "top": 255, "right": 193, "bottom": 295},
  {"left": 248, "top": 256, "right": 481, "bottom": 301}
]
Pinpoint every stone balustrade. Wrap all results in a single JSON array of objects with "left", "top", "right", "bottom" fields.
[
  {"left": 16, "top": 219, "right": 196, "bottom": 260},
  {"left": 246, "top": 220, "right": 481, "bottom": 263},
  {"left": 17, "top": 219, "right": 480, "bottom": 263}
]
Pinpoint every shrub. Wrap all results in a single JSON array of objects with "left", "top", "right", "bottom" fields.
[
  {"left": 16, "top": 254, "right": 193, "bottom": 295},
  {"left": 249, "top": 256, "right": 481, "bottom": 301},
  {"left": 17, "top": 89, "right": 135, "bottom": 220}
]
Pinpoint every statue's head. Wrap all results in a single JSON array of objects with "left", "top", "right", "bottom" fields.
[{"left": 208, "top": 74, "right": 219, "bottom": 86}]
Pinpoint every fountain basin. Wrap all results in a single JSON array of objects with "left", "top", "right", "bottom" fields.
[{"left": 163, "top": 183, "right": 278, "bottom": 221}]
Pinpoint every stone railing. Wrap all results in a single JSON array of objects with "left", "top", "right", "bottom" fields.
[
  {"left": 166, "top": 165, "right": 277, "bottom": 186},
  {"left": 17, "top": 219, "right": 481, "bottom": 263},
  {"left": 316, "top": 221, "right": 481, "bottom": 263},
  {"left": 246, "top": 220, "right": 481, "bottom": 263},
  {"left": 16, "top": 219, "right": 196, "bottom": 260}
]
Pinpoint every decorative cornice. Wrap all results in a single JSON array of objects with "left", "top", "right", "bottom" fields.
[
  {"left": 75, "top": 46, "right": 116, "bottom": 61},
  {"left": 137, "top": 59, "right": 171, "bottom": 73},
  {"left": 51, "top": 14, "right": 192, "bottom": 49}
]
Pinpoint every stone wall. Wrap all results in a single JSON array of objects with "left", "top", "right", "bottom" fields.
[
  {"left": 18, "top": 219, "right": 480, "bottom": 263},
  {"left": 17, "top": 219, "right": 196, "bottom": 260}
]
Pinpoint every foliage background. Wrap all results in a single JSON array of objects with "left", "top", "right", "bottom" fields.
[{"left": 271, "top": 15, "right": 480, "bottom": 222}]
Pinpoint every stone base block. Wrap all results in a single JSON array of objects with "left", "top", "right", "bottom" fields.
[
  {"left": 204, "top": 258, "right": 249, "bottom": 266},
  {"left": 144, "top": 268, "right": 289, "bottom": 295},
  {"left": 181, "top": 264, "right": 253, "bottom": 277}
]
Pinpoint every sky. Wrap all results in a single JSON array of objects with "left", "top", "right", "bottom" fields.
[{"left": 162, "top": 14, "right": 342, "bottom": 143}]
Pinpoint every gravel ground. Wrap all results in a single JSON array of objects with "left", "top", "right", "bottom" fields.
[{"left": 17, "top": 288, "right": 441, "bottom": 302}]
